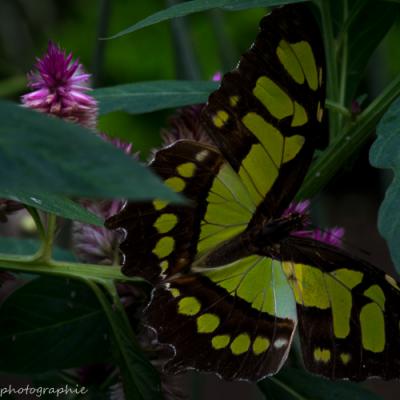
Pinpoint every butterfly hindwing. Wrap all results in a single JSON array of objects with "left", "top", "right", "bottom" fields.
[
  {"left": 201, "top": 4, "right": 327, "bottom": 219},
  {"left": 281, "top": 236, "right": 400, "bottom": 380},
  {"left": 147, "top": 255, "right": 297, "bottom": 381}
]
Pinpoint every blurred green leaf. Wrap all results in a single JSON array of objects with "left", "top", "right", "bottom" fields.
[
  {"left": 258, "top": 367, "right": 381, "bottom": 399},
  {"left": 94, "top": 80, "right": 217, "bottom": 115},
  {"left": 342, "top": 0, "right": 400, "bottom": 103},
  {"left": 0, "top": 100, "right": 181, "bottom": 202},
  {"left": 0, "top": 238, "right": 75, "bottom": 261},
  {"left": 370, "top": 95, "right": 400, "bottom": 273},
  {"left": 107, "top": 0, "right": 305, "bottom": 39},
  {"left": 0, "top": 190, "right": 102, "bottom": 226},
  {"left": 0, "top": 276, "right": 111, "bottom": 373}
]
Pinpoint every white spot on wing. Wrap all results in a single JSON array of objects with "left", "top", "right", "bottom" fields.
[
  {"left": 196, "top": 150, "right": 209, "bottom": 162},
  {"left": 273, "top": 338, "right": 288, "bottom": 349}
]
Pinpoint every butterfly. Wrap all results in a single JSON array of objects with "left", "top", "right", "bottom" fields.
[{"left": 106, "top": 3, "right": 400, "bottom": 381}]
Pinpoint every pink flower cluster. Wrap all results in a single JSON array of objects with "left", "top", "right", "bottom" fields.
[
  {"left": 20, "top": 42, "right": 130, "bottom": 264},
  {"left": 283, "top": 200, "right": 344, "bottom": 247},
  {"left": 21, "top": 41, "right": 97, "bottom": 129}
]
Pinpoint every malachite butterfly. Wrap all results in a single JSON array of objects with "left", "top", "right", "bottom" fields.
[{"left": 106, "top": 3, "right": 400, "bottom": 381}]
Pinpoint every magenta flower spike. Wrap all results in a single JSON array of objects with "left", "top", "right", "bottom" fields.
[
  {"left": 73, "top": 199, "right": 124, "bottom": 265},
  {"left": 283, "top": 200, "right": 345, "bottom": 247},
  {"left": 21, "top": 41, "right": 98, "bottom": 129}
]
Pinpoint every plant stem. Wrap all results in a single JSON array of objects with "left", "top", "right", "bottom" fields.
[
  {"left": 166, "top": 0, "right": 201, "bottom": 80},
  {"left": 25, "top": 206, "right": 46, "bottom": 242},
  {"left": 0, "top": 254, "right": 140, "bottom": 283},
  {"left": 325, "top": 99, "right": 351, "bottom": 118},
  {"left": 337, "top": 0, "right": 349, "bottom": 130},
  {"left": 298, "top": 72, "right": 400, "bottom": 199},
  {"left": 34, "top": 213, "right": 57, "bottom": 262},
  {"left": 209, "top": 9, "right": 237, "bottom": 72},
  {"left": 93, "top": 0, "right": 111, "bottom": 87}
]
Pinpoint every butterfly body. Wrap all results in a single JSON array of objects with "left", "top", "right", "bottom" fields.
[
  {"left": 106, "top": 4, "right": 400, "bottom": 382},
  {"left": 197, "top": 211, "right": 307, "bottom": 269}
]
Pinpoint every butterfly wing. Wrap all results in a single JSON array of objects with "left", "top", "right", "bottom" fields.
[
  {"left": 281, "top": 236, "right": 400, "bottom": 380},
  {"left": 106, "top": 3, "right": 328, "bottom": 382},
  {"left": 202, "top": 3, "right": 327, "bottom": 220},
  {"left": 147, "top": 255, "right": 297, "bottom": 381},
  {"left": 107, "top": 137, "right": 299, "bottom": 380},
  {"left": 106, "top": 140, "right": 221, "bottom": 282}
]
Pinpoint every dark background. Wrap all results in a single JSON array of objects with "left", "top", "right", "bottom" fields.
[{"left": 0, "top": 0, "right": 400, "bottom": 398}]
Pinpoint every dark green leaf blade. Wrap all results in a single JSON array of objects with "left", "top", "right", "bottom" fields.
[
  {"left": 342, "top": 0, "right": 400, "bottom": 103},
  {"left": 96, "top": 286, "right": 162, "bottom": 400},
  {"left": 0, "top": 190, "right": 102, "bottom": 226},
  {"left": 94, "top": 80, "right": 217, "bottom": 116},
  {"left": 107, "top": 0, "right": 305, "bottom": 39},
  {"left": 0, "top": 100, "right": 181, "bottom": 202},
  {"left": 0, "top": 276, "right": 111, "bottom": 373},
  {"left": 370, "top": 95, "right": 400, "bottom": 273},
  {"left": 258, "top": 368, "right": 381, "bottom": 400}
]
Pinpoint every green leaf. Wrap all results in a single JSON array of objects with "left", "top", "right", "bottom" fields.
[
  {"left": 0, "top": 100, "right": 181, "bottom": 202},
  {"left": 0, "top": 276, "right": 111, "bottom": 373},
  {"left": 94, "top": 80, "right": 217, "bottom": 116},
  {"left": 90, "top": 282, "right": 162, "bottom": 400},
  {"left": 109, "top": 312, "right": 162, "bottom": 400},
  {"left": 0, "top": 238, "right": 75, "bottom": 261},
  {"left": 258, "top": 367, "right": 381, "bottom": 400},
  {"left": 370, "top": 95, "right": 400, "bottom": 273},
  {"left": 336, "top": 0, "right": 400, "bottom": 103},
  {"left": 0, "top": 190, "right": 102, "bottom": 226},
  {"left": 107, "top": 0, "right": 305, "bottom": 39}
]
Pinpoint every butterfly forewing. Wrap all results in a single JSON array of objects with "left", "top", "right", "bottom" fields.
[
  {"left": 106, "top": 141, "right": 224, "bottom": 283},
  {"left": 202, "top": 4, "right": 327, "bottom": 219}
]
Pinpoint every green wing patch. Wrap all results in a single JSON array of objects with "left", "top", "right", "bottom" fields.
[
  {"left": 146, "top": 256, "right": 297, "bottom": 381},
  {"left": 197, "top": 161, "right": 255, "bottom": 256}
]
